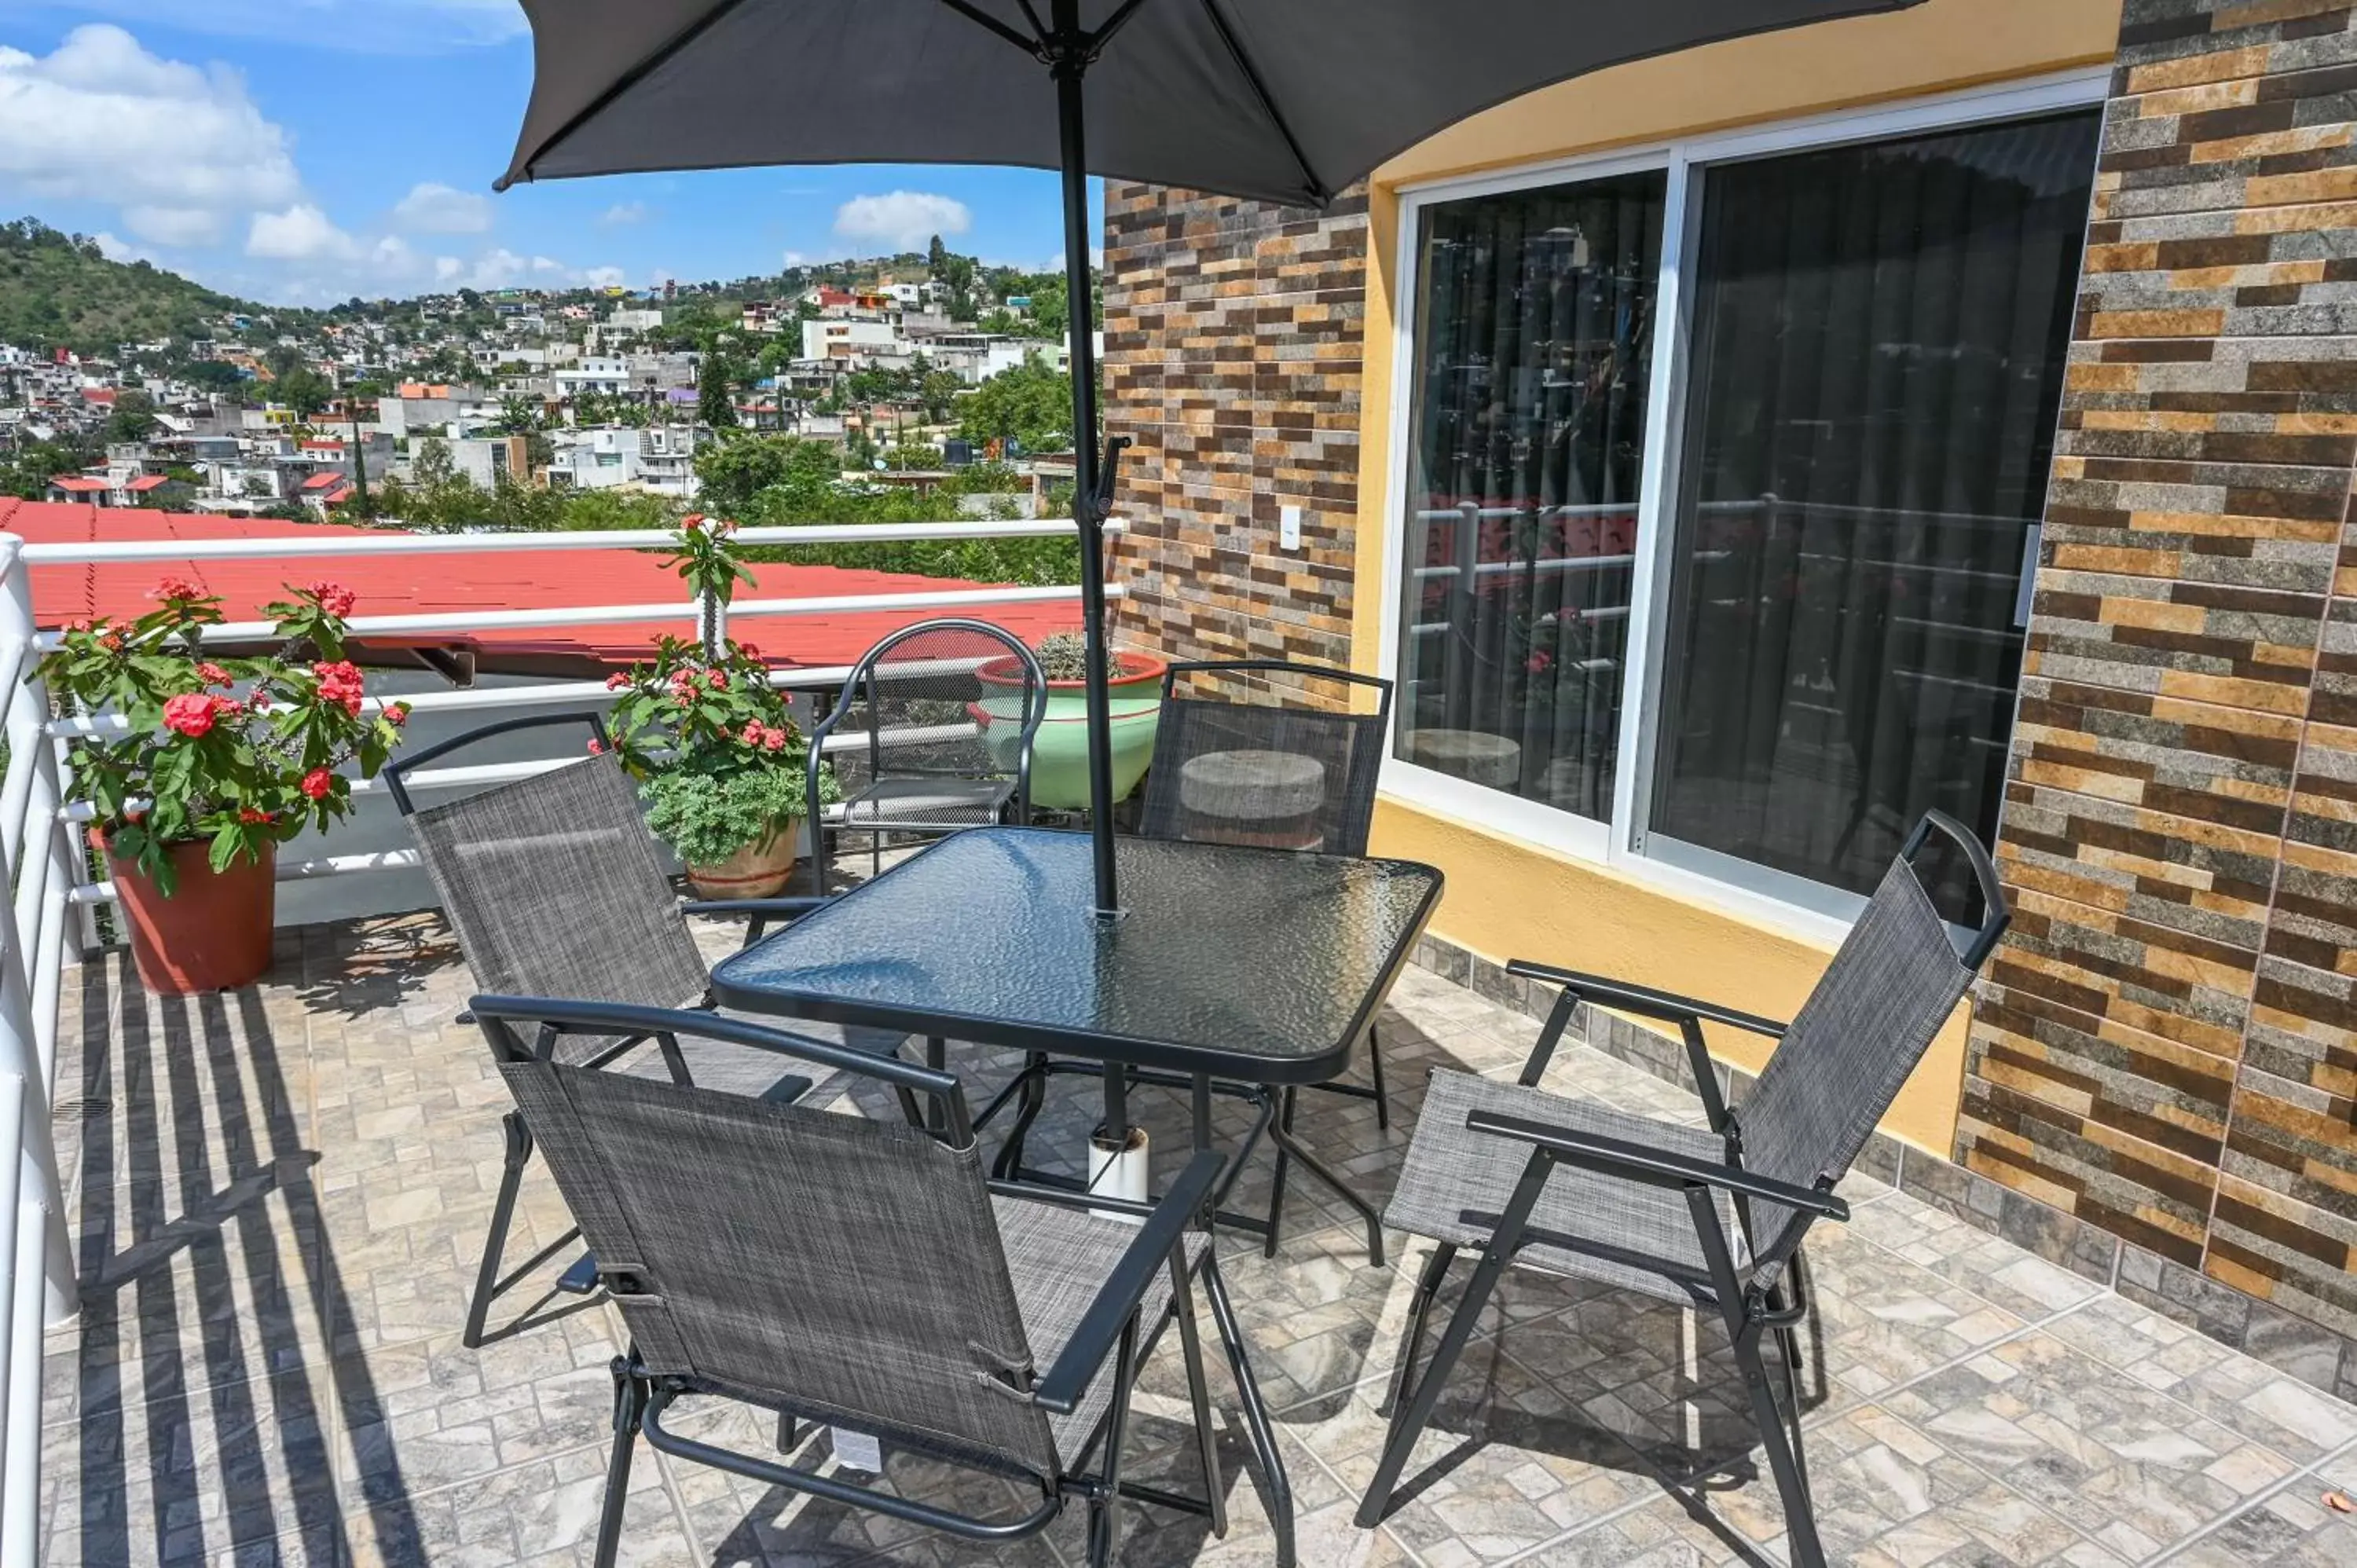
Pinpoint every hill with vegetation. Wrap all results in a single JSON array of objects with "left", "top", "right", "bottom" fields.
[{"left": 0, "top": 219, "right": 255, "bottom": 357}]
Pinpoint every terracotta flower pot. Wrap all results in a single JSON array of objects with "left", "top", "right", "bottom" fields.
[
  {"left": 101, "top": 833, "right": 277, "bottom": 995},
  {"left": 684, "top": 819, "right": 801, "bottom": 900}
]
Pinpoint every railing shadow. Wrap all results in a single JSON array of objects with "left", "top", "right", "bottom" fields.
[{"left": 50, "top": 952, "right": 424, "bottom": 1566}]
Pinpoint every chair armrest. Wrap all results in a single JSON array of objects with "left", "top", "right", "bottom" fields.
[
  {"left": 681, "top": 895, "right": 837, "bottom": 946},
  {"left": 1464, "top": 1108, "right": 1849, "bottom": 1221},
  {"left": 1024, "top": 1151, "right": 1223, "bottom": 1416},
  {"left": 1505, "top": 961, "right": 1787, "bottom": 1039}
]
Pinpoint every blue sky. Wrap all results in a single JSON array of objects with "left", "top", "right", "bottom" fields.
[{"left": 0, "top": 2, "right": 1098, "bottom": 306}]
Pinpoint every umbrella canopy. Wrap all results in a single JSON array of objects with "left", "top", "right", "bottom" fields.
[
  {"left": 496, "top": 0, "right": 1926, "bottom": 916},
  {"left": 499, "top": 0, "right": 1921, "bottom": 205}
]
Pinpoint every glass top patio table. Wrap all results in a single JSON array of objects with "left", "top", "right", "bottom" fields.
[{"left": 709, "top": 826, "right": 1444, "bottom": 1086}]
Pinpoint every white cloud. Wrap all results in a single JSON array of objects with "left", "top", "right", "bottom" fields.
[
  {"left": 91, "top": 230, "right": 151, "bottom": 264},
  {"left": 581, "top": 265, "right": 625, "bottom": 288},
  {"left": 434, "top": 255, "right": 464, "bottom": 282},
  {"left": 599, "top": 200, "right": 647, "bottom": 227},
  {"left": 782, "top": 250, "right": 806, "bottom": 267},
  {"left": 246, "top": 203, "right": 359, "bottom": 261},
  {"left": 833, "top": 190, "right": 970, "bottom": 251},
  {"left": 391, "top": 181, "right": 492, "bottom": 234},
  {"left": 0, "top": 25, "right": 300, "bottom": 239},
  {"left": 123, "top": 204, "right": 225, "bottom": 247},
  {"left": 35, "top": 2, "right": 528, "bottom": 54}
]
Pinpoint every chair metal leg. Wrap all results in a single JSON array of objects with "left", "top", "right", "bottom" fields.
[
  {"left": 1379, "top": 1242, "right": 1457, "bottom": 1418},
  {"left": 1368, "top": 1023, "right": 1390, "bottom": 1131},
  {"left": 464, "top": 1112, "right": 532, "bottom": 1349},
  {"left": 594, "top": 1358, "right": 648, "bottom": 1568},
  {"left": 1087, "top": 1316, "right": 1140, "bottom": 1568},
  {"left": 1358, "top": 1148, "right": 1554, "bottom": 1530},
  {"left": 1775, "top": 1322, "right": 1813, "bottom": 1510},
  {"left": 1732, "top": 1320, "right": 1825, "bottom": 1568},
  {"left": 1354, "top": 1235, "right": 1513, "bottom": 1527},
  {"left": 992, "top": 1053, "right": 1050, "bottom": 1179},
  {"left": 1202, "top": 1255, "right": 1294, "bottom": 1568},
  {"left": 1263, "top": 1086, "right": 1296, "bottom": 1258},
  {"left": 1170, "top": 1255, "right": 1229, "bottom": 1538}
]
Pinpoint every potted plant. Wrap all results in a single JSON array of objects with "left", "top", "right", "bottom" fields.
[
  {"left": 605, "top": 518, "right": 838, "bottom": 896},
  {"left": 975, "top": 630, "right": 1166, "bottom": 811},
  {"left": 41, "top": 578, "right": 411, "bottom": 995}
]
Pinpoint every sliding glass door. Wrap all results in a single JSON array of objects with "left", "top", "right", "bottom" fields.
[{"left": 1388, "top": 97, "right": 2102, "bottom": 918}]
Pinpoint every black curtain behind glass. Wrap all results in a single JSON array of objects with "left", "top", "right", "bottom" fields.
[
  {"left": 1397, "top": 170, "right": 1664, "bottom": 820},
  {"left": 1651, "top": 111, "right": 2099, "bottom": 901}
]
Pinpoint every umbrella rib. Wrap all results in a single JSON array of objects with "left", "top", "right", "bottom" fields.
[
  {"left": 1195, "top": 0, "right": 1325, "bottom": 204},
  {"left": 1086, "top": 0, "right": 1157, "bottom": 60},
  {"left": 934, "top": 0, "right": 1050, "bottom": 57},
  {"left": 497, "top": 0, "right": 755, "bottom": 188}
]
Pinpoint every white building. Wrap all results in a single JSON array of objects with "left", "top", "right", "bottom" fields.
[
  {"left": 548, "top": 424, "right": 702, "bottom": 499},
  {"left": 553, "top": 357, "right": 632, "bottom": 398},
  {"left": 801, "top": 318, "right": 901, "bottom": 362}
]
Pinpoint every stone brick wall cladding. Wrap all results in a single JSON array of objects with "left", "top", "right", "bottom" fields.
[
  {"left": 1962, "top": 0, "right": 2357, "bottom": 1386},
  {"left": 1102, "top": 4, "right": 2357, "bottom": 1396},
  {"left": 1101, "top": 184, "right": 1367, "bottom": 685}
]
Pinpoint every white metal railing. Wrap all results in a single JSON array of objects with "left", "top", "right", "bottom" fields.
[{"left": 0, "top": 514, "right": 1120, "bottom": 1555}]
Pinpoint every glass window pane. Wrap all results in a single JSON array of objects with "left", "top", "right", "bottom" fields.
[
  {"left": 1395, "top": 170, "right": 1666, "bottom": 820},
  {"left": 1650, "top": 111, "right": 2100, "bottom": 900}
]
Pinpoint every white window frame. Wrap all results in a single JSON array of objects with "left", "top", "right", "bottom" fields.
[{"left": 1374, "top": 67, "right": 2111, "bottom": 947}]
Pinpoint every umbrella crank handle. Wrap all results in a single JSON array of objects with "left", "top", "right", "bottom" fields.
[{"left": 1091, "top": 434, "right": 1133, "bottom": 524}]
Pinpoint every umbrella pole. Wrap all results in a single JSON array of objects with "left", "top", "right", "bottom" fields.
[
  {"left": 1052, "top": 16, "right": 1122, "bottom": 923},
  {"left": 1050, "top": 2, "right": 1134, "bottom": 1178}
]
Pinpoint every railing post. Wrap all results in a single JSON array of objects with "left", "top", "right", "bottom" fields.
[{"left": 0, "top": 542, "right": 78, "bottom": 1325}]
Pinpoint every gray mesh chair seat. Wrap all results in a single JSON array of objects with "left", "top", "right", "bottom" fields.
[
  {"left": 1358, "top": 811, "right": 2014, "bottom": 1568},
  {"left": 470, "top": 999, "right": 1295, "bottom": 1568},
  {"left": 1386, "top": 1072, "right": 1741, "bottom": 1305},
  {"left": 386, "top": 712, "right": 909, "bottom": 1347},
  {"left": 834, "top": 775, "right": 1017, "bottom": 828},
  {"left": 995, "top": 1196, "right": 1208, "bottom": 1464}
]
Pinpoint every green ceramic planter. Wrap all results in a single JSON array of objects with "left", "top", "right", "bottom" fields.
[{"left": 974, "top": 651, "right": 1166, "bottom": 811}]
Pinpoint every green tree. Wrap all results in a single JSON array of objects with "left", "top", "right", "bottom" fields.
[
  {"left": 959, "top": 354, "right": 1077, "bottom": 453},
  {"left": 698, "top": 350, "right": 741, "bottom": 430},
  {"left": 275, "top": 366, "right": 332, "bottom": 419},
  {"left": 105, "top": 390, "right": 159, "bottom": 444}
]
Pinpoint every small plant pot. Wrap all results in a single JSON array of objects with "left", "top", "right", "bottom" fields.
[
  {"left": 101, "top": 833, "right": 277, "bottom": 995},
  {"left": 684, "top": 818, "right": 801, "bottom": 900}
]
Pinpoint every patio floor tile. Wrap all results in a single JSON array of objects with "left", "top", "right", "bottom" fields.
[{"left": 36, "top": 910, "right": 2357, "bottom": 1565}]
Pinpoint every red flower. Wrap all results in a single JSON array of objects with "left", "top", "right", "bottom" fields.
[
  {"left": 237, "top": 808, "right": 274, "bottom": 825},
  {"left": 299, "top": 768, "right": 334, "bottom": 800},
  {"left": 706, "top": 669, "right": 727, "bottom": 689},
  {"left": 308, "top": 581, "right": 357, "bottom": 618},
  {"left": 680, "top": 514, "right": 704, "bottom": 533},
  {"left": 586, "top": 738, "right": 604, "bottom": 755},
  {"left": 761, "top": 727, "right": 786, "bottom": 753},
  {"left": 98, "top": 630, "right": 123, "bottom": 652},
  {"left": 385, "top": 703, "right": 409, "bottom": 727},
  {"left": 605, "top": 671, "right": 630, "bottom": 691},
  {"left": 736, "top": 642, "right": 761, "bottom": 661},
  {"left": 152, "top": 576, "right": 200, "bottom": 603},
  {"left": 162, "top": 692, "right": 218, "bottom": 738},
  {"left": 251, "top": 691, "right": 273, "bottom": 713},
  {"left": 196, "top": 661, "right": 233, "bottom": 687},
  {"left": 1525, "top": 650, "right": 1553, "bottom": 675}
]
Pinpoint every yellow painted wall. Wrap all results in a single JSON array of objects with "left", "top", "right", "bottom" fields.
[{"left": 1350, "top": 0, "right": 2124, "bottom": 1156}]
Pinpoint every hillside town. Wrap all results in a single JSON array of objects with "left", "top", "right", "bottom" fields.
[{"left": 0, "top": 228, "right": 1094, "bottom": 528}]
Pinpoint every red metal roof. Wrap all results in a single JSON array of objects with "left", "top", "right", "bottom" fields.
[
  {"left": 299, "top": 471, "right": 347, "bottom": 491},
  {"left": 123, "top": 475, "right": 169, "bottom": 492},
  {"left": 48, "top": 477, "right": 108, "bottom": 494},
  {"left": 0, "top": 499, "right": 1080, "bottom": 670}
]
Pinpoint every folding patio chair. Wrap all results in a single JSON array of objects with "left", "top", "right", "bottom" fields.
[
  {"left": 1355, "top": 811, "right": 2011, "bottom": 1568},
  {"left": 1138, "top": 661, "right": 1393, "bottom": 1248},
  {"left": 806, "top": 618, "right": 1047, "bottom": 892},
  {"left": 387, "top": 711, "right": 907, "bottom": 1346},
  {"left": 470, "top": 996, "right": 1297, "bottom": 1568}
]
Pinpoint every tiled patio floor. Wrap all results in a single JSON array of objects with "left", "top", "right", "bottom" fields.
[{"left": 38, "top": 911, "right": 2357, "bottom": 1566}]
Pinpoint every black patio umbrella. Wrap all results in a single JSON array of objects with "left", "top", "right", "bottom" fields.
[{"left": 497, "top": 0, "right": 1923, "bottom": 914}]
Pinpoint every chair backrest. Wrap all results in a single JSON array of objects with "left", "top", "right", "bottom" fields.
[
  {"left": 817, "top": 619, "right": 1046, "bottom": 804},
  {"left": 476, "top": 999, "right": 1064, "bottom": 1484},
  {"left": 1739, "top": 811, "right": 2010, "bottom": 1274},
  {"left": 1137, "top": 661, "right": 1392, "bottom": 857},
  {"left": 393, "top": 715, "right": 712, "bottom": 1063}
]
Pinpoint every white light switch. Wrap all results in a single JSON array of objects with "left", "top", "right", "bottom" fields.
[{"left": 1279, "top": 504, "right": 1303, "bottom": 551}]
